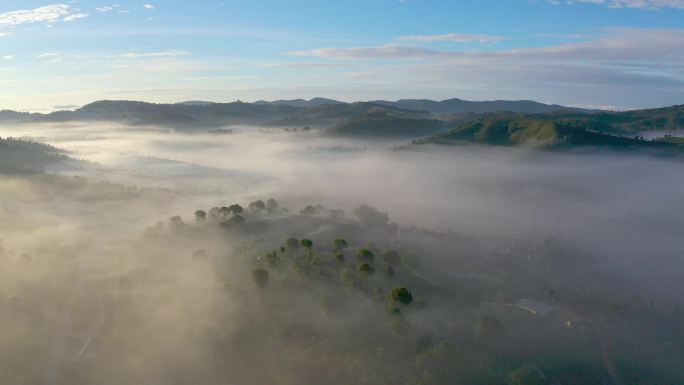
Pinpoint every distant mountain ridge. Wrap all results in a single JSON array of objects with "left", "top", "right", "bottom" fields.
[
  {"left": 0, "top": 97, "right": 595, "bottom": 128},
  {"left": 252, "top": 97, "right": 592, "bottom": 114},
  {"left": 254, "top": 97, "right": 343, "bottom": 108},
  {"left": 371, "top": 98, "right": 595, "bottom": 115}
]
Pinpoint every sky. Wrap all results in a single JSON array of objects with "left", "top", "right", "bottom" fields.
[{"left": 0, "top": 0, "right": 682, "bottom": 111}]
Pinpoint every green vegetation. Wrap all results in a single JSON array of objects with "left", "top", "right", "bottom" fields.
[
  {"left": 3, "top": 191, "right": 683, "bottom": 385},
  {"left": 356, "top": 248, "right": 375, "bottom": 263},
  {"left": 389, "top": 287, "right": 413, "bottom": 305},
  {"left": 414, "top": 114, "right": 684, "bottom": 153},
  {"left": 329, "top": 114, "right": 445, "bottom": 137},
  {"left": 356, "top": 262, "right": 375, "bottom": 275}
]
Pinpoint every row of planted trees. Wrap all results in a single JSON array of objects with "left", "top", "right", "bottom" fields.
[{"left": 191, "top": 199, "right": 280, "bottom": 224}]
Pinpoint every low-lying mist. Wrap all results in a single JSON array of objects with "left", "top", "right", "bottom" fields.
[{"left": 1, "top": 122, "right": 683, "bottom": 384}]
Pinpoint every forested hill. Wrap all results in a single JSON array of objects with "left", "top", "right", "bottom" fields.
[
  {"left": 412, "top": 115, "right": 684, "bottom": 153},
  {"left": 0, "top": 137, "right": 81, "bottom": 174},
  {"left": 527, "top": 104, "right": 684, "bottom": 133}
]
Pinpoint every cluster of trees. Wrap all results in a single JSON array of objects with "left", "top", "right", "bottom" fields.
[
  {"left": 156, "top": 200, "right": 684, "bottom": 385},
  {"left": 249, "top": 235, "right": 418, "bottom": 317},
  {"left": 167, "top": 198, "right": 283, "bottom": 231}
]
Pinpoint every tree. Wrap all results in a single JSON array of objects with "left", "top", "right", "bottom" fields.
[
  {"left": 285, "top": 237, "right": 300, "bottom": 249},
  {"left": 208, "top": 206, "right": 220, "bottom": 221},
  {"left": 229, "top": 214, "right": 245, "bottom": 225},
  {"left": 300, "top": 205, "right": 318, "bottom": 216},
  {"left": 389, "top": 287, "right": 413, "bottom": 305},
  {"left": 266, "top": 198, "right": 278, "bottom": 214},
  {"left": 219, "top": 206, "right": 231, "bottom": 218},
  {"left": 384, "top": 265, "right": 395, "bottom": 277},
  {"left": 169, "top": 216, "right": 184, "bottom": 230},
  {"left": 332, "top": 238, "right": 348, "bottom": 250},
  {"left": 334, "top": 252, "right": 345, "bottom": 263},
  {"left": 252, "top": 268, "right": 270, "bottom": 289},
  {"left": 356, "top": 248, "right": 375, "bottom": 263},
  {"left": 228, "top": 204, "right": 243, "bottom": 215},
  {"left": 356, "top": 263, "right": 375, "bottom": 276},
  {"left": 300, "top": 239, "right": 314, "bottom": 257},
  {"left": 381, "top": 250, "right": 400, "bottom": 265},
  {"left": 300, "top": 239, "right": 313, "bottom": 249},
  {"left": 353, "top": 204, "right": 389, "bottom": 227},
  {"left": 220, "top": 214, "right": 245, "bottom": 228},
  {"left": 194, "top": 210, "right": 206, "bottom": 223},
  {"left": 249, "top": 200, "right": 266, "bottom": 212}
]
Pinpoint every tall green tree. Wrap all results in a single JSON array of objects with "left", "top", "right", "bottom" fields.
[
  {"left": 356, "top": 248, "right": 375, "bottom": 263},
  {"left": 389, "top": 287, "right": 413, "bottom": 305}
]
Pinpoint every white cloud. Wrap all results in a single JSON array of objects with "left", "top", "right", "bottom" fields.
[
  {"left": 0, "top": 4, "right": 89, "bottom": 28},
  {"left": 63, "top": 12, "right": 89, "bottom": 22},
  {"left": 397, "top": 33, "right": 509, "bottom": 44},
  {"left": 2, "top": 55, "right": 13, "bottom": 60},
  {"left": 115, "top": 50, "right": 190, "bottom": 59},
  {"left": 0, "top": 32, "right": 10, "bottom": 37},
  {"left": 143, "top": 4, "right": 155, "bottom": 9},
  {"left": 96, "top": 6, "right": 114, "bottom": 13},
  {"left": 288, "top": 45, "right": 436, "bottom": 59},
  {"left": 37, "top": 52, "right": 60, "bottom": 58}
]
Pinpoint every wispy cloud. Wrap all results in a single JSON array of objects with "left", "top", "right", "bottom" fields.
[
  {"left": 555, "top": 0, "right": 684, "bottom": 9},
  {"left": 259, "top": 61, "right": 352, "bottom": 69},
  {"left": 285, "top": 28, "right": 684, "bottom": 108},
  {"left": 289, "top": 28, "right": 684, "bottom": 62},
  {"left": 143, "top": 4, "right": 155, "bottom": 10},
  {"left": 533, "top": 33, "right": 587, "bottom": 39},
  {"left": 288, "top": 45, "right": 436, "bottom": 59},
  {"left": 115, "top": 50, "right": 190, "bottom": 59},
  {"left": 397, "top": 33, "right": 509, "bottom": 44},
  {"left": 63, "top": 13, "right": 89, "bottom": 22},
  {"left": 0, "top": 4, "right": 89, "bottom": 28},
  {"left": 182, "top": 75, "right": 258, "bottom": 81},
  {"left": 96, "top": 6, "right": 114, "bottom": 13}
]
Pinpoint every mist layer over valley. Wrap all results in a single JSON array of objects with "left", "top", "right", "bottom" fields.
[{"left": 1, "top": 117, "right": 683, "bottom": 385}]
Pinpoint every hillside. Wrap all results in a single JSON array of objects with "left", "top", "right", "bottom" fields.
[
  {"left": 528, "top": 104, "right": 684, "bottom": 134},
  {"left": 328, "top": 114, "right": 445, "bottom": 137},
  {"left": 0, "top": 137, "right": 80, "bottom": 174},
  {"left": 413, "top": 116, "right": 684, "bottom": 153}
]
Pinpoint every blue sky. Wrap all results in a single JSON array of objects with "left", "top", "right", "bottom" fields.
[{"left": 0, "top": 1, "right": 683, "bottom": 111}]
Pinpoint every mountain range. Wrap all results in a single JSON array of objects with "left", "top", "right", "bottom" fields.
[
  {"left": 0, "top": 97, "right": 595, "bottom": 129},
  {"left": 1, "top": 98, "right": 682, "bottom": 153}
]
